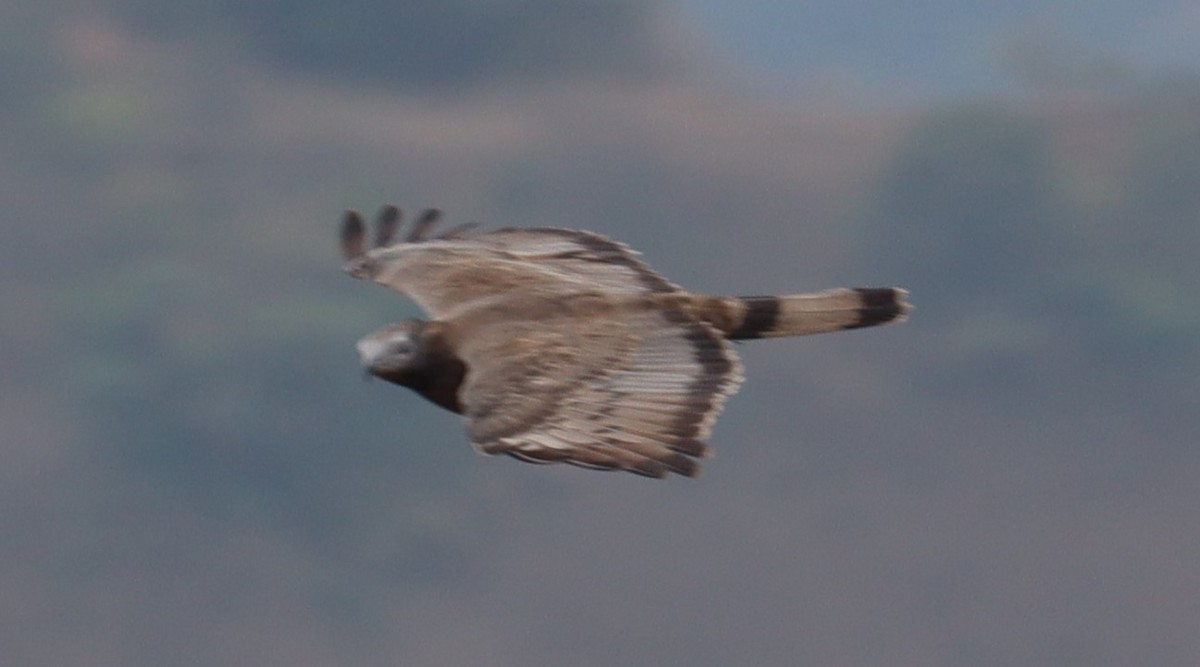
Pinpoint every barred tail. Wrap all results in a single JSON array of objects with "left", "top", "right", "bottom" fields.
[{"left": 702, "top": 288, "right": 911, "bottom": 340}]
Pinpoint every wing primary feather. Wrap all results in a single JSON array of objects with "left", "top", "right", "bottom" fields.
[
  {"left": 339, "top": 210, "right": 366, "bottom": 260},
  {"left": 373, "top": 205, "right": 401, "bottom": 248},
  {"left": 406, "top": 208, "right": 443, "bottom": 242}
]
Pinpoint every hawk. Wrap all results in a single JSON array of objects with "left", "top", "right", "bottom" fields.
[{"left": 341, "top": 205, "right": 910, "bottom": 478}]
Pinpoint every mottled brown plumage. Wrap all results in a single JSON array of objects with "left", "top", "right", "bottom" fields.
[{"left": 343, "top": 205, "right": 911, "bottom": 478}]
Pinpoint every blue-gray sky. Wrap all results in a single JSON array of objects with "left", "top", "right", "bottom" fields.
[{"left": 678, "top": 0, "right": 1200, "bottom": 95}]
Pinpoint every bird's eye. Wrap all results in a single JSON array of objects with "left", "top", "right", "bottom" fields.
[{"left": 391, "top": 341, "right": 415, "bottom": 356}]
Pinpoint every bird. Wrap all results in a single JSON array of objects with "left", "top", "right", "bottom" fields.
[{"left": 341, "top": 205, "right": 910, "bottom": 478}]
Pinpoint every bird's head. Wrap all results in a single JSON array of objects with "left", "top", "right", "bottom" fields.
[
  {"left": 356, "top": 319, "right": 430, "bottom": 380},
  {"left": 355, "top": 318, "right": 466, "bottom": 412}
]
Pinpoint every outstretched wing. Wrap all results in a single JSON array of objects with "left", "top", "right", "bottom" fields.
[
  {"left": 341, "top": 207, "right": 681, "bottom": 320},
  {"left": 455, "top": 302, "right": 744, "bottom": 478}
]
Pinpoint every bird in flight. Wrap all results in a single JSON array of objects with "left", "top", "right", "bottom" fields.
[{"left": 341, "top": 205, "right": 910, "bottom": 478}]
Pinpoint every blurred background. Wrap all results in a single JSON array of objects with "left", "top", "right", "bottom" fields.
[{"left": 3, "top": 1, "right": 1198, "bottom": 665}]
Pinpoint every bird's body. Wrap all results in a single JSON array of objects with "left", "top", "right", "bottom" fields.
[{"left": 342, "top": 206, "right": 910, "bottom": 478}]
